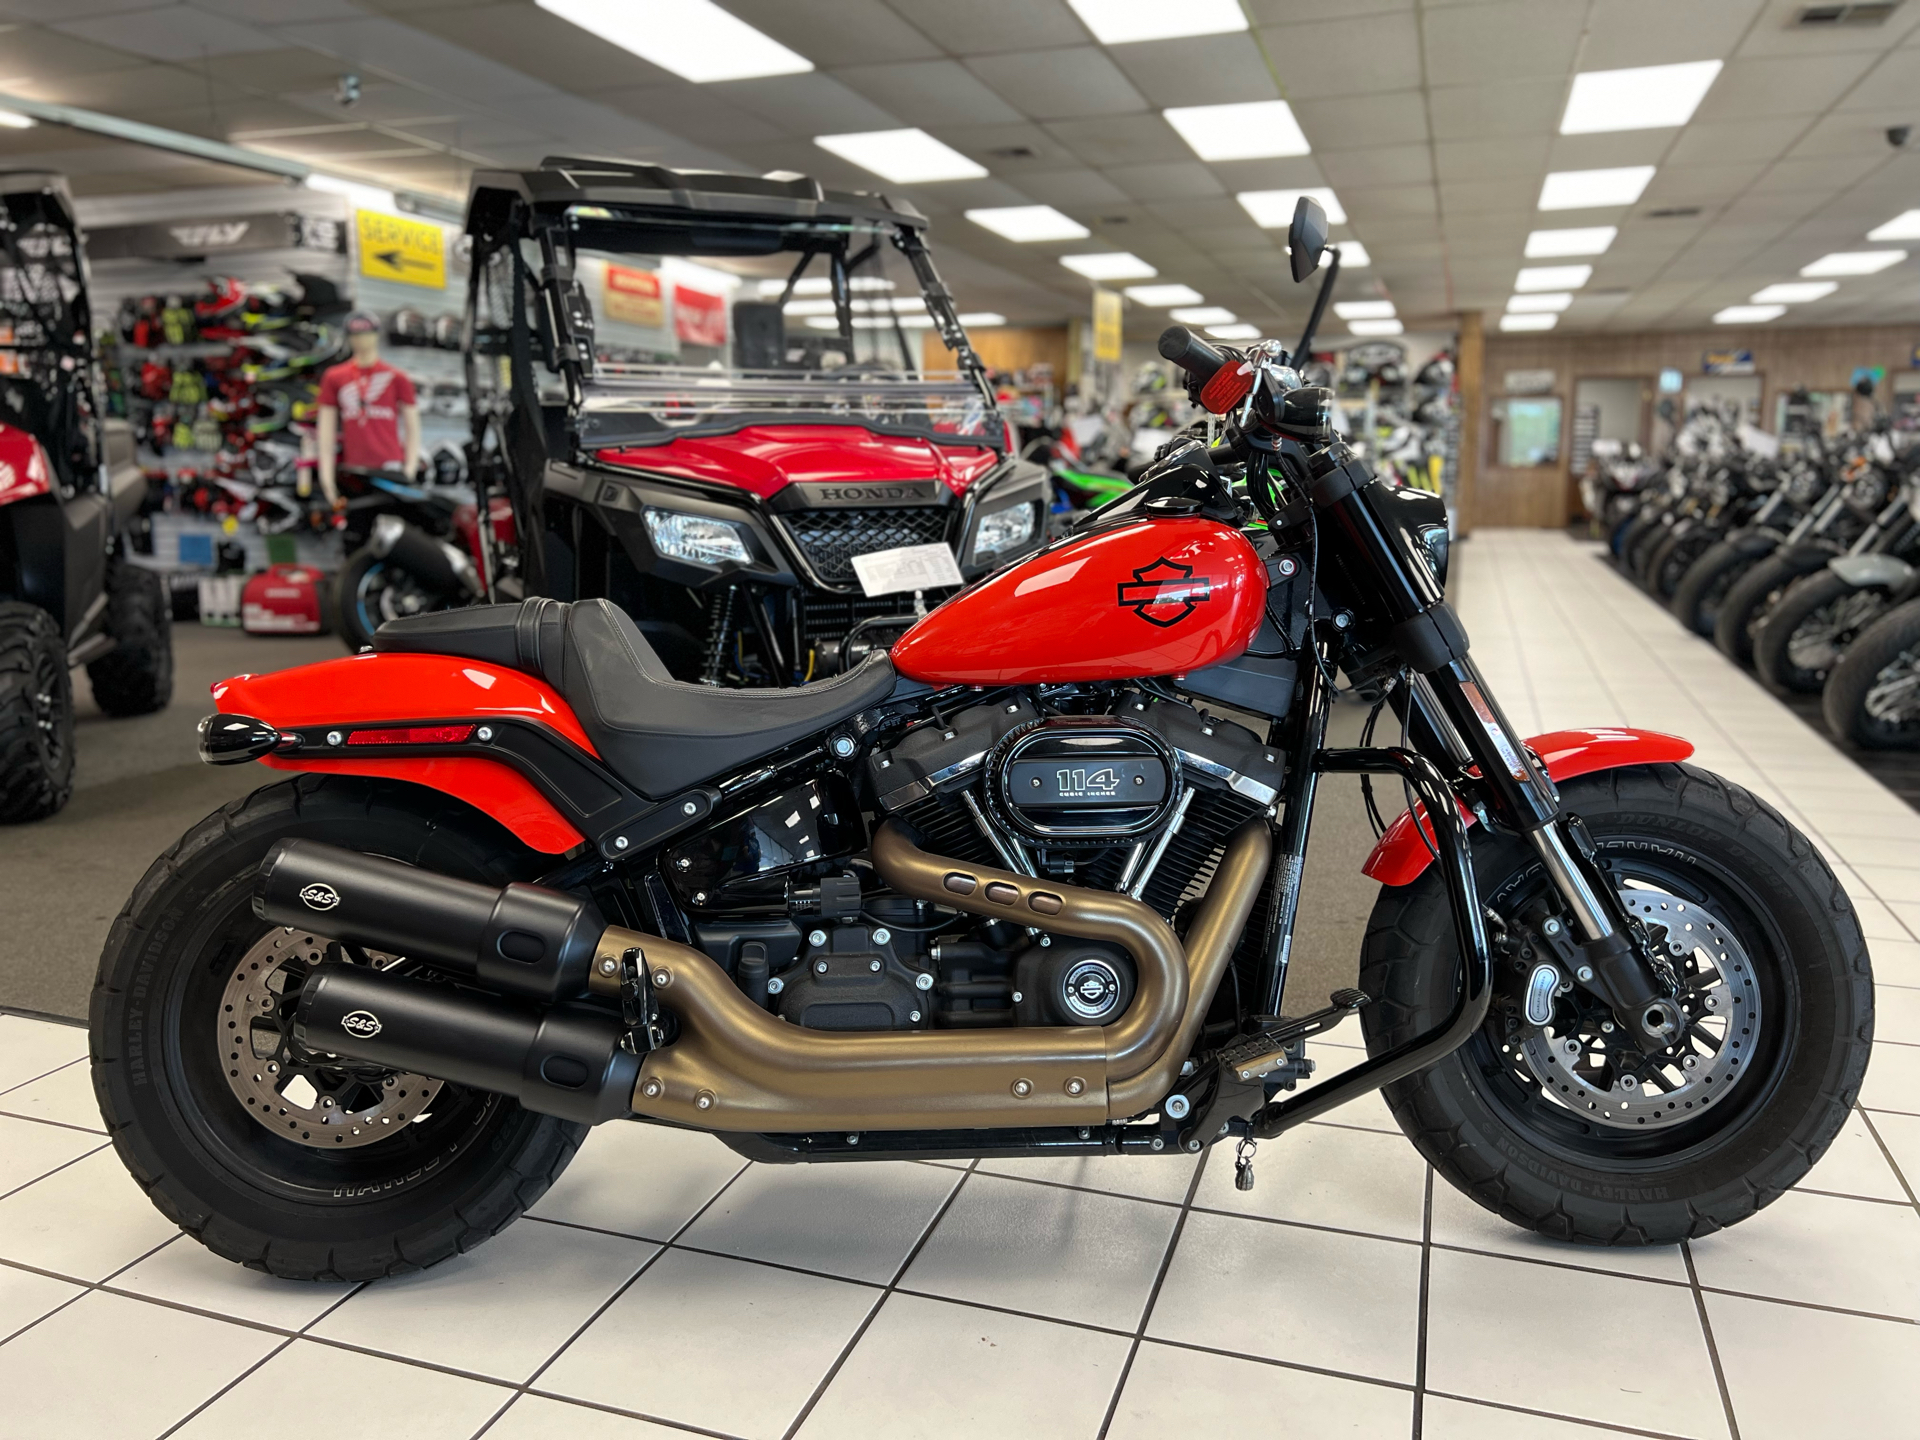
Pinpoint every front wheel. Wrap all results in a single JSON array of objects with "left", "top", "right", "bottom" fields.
[
  {"left": 1753, "top": 571, "right": 1892, "bottom": 696},
  {"left": 1713, "top": 548, "right": 1833, "bottom": 666},
  {"left": 1359, "top": 764, "right": 1872, "bottom": 1245},
  {"left": 90, "top": 774, "right": 586, "bottom": 1280},
  {"left": 1671, "top": 539, "right": 1765, "bottom": 638},
  {"left": 0, "top": 601, "right": 75, "bottom": 822},
  {"left": 1822, "top": 598, "right": 1920, "bottom": 749}
]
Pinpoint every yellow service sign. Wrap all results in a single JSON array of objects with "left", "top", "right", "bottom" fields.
[
  {"left": 356, "top": 210, "right": 446, "bottom": 290},
  {"left": 1092, "top": 287, "right": 1123, "bottom": 363}
]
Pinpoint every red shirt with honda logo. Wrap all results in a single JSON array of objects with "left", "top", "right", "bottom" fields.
[{"left": 317, "top": 359, "right": 417, "bottom": 470}]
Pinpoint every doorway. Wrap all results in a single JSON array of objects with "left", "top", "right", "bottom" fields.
[{"left": 1571, "top": 377, "right": 1647, "bottom": 473}]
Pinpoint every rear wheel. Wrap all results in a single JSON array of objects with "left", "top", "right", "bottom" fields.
[
  {"left": 90, "top": 773, "right": 585, "bottom": 1281},
  {"left": 1753, "top": 571, "right": 1891, "bottom": 696},
  {"left": 1359, "top": 765, "right": 1872, "bottom": 1245},
  {"left": 1822, "top": 598, "right": 1920, "bottom": 749},
  {"left": 1647, "top": 527, "right": 1716, "bottom": 600},
  {"left": 332, "top": 545, "right": 453, "bottom": 651},
  {"left": 87, "top": 558, "right": 175, "bottom": 716},
  {"left": 0, "top": 601, "right": 75, "bottom": 823}
]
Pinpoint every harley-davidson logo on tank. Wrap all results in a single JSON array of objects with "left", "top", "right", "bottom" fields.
[{"left": 890, "top": 517, "right": 1264, "bottom": 685}]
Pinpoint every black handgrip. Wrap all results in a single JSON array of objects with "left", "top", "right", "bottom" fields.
[{"left": 1157, "top": 325, "right": 1225, "bottom": 383}]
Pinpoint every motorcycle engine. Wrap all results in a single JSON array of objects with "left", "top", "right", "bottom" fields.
[{"left": 660, "top": 692, "right": 1280, "bottom": 1035}]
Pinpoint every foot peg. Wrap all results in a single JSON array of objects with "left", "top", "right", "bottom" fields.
[{"left": 1222, "top": 989, "right": 1369, "bottom": 1084}]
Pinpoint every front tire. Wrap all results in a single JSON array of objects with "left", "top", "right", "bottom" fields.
[
  {"left": 1671, "top": 539, "right": 1764, "bottom": 638},
  {"left": 1822, "top": 598, "right": 1920, "bottom": 749},
  {"left": 0, "top": 601, "right": 75, "bottom": 823},
  {"left": 1714, "top": 548, "right": 1834, "bottom": 666},
  {"left": 87, "top": 558, "right": 175, "bottom": 716},
  {"left": 90, "top": 774, "right": 586, "bottom": 1281},
  {"left": 1753, "top": 570, "right": 1891, "bottom": 697},
  {"left": 1359, "top": 764, "right": 1872, "bottom": 1245}
]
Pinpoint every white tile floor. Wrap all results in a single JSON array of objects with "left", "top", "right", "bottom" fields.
[{"left": 3, "top": 529, "right": 1919, "bottom": 1439}]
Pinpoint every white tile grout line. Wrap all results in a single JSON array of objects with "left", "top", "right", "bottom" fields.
[{"left": 1411, "top": 1166, "right": 1433, "bottom": 1440}]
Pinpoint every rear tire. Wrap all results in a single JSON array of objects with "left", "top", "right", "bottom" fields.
[
  {"left": 1753, "top": 570, "right": 1891, "bottom": 697},
  {"left": 90, "top": 773, "right": 586, "bottom": 1281},
  {"left": 1822, "top": 598, "right": 1920, "bottom": 749},
  {"left": 0, "top": 602, "right": 75, "bottom": 823},
  {"left": 1358, "top": 765, "right": 1872, "bottom": 1245},
  {"left": 1671, "top": 539, "right": 1764, "bottom": 638},
  {"left": 87, "top": 559, "right": 175, "bottom": 716}
]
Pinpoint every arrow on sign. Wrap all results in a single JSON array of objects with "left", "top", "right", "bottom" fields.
[{"left": 372, "top": 249, "right": 435, "bottom": 272}]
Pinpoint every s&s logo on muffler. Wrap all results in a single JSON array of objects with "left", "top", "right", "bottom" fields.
[
  {"left": 299, "top": 882, "right": 340, "bottom": 911},
  {"left": 340, "top": 1010, "right": 382, "bottom": 1039}
]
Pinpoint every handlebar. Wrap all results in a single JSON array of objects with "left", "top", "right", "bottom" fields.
[{"left": 1157, "top": 326, "right": 1226, "bottom": 383}]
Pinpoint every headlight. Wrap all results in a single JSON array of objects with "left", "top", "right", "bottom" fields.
[
  {"left": 973, "top": 500, "right": 1036, "bottom": 560},
  {"left": 644, "top": 508, "right": 751, "bottom": 566},
  {"left": 1415, "top": 522, "right": 1450, "bottom": 589}
]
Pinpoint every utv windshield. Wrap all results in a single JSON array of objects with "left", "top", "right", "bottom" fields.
[{"left": 469, "top": 206, "right": 1002, "bottom": 450}]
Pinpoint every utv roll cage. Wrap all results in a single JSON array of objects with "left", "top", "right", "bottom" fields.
[
  {"left": 462, "top": 158, "right": 1001, "bottom": 595},
  {"left": 0, "top": 172, "right": 104, "bottom": 494}
]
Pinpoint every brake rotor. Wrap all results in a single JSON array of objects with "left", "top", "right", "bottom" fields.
[
  {"left": 220, "top": 928, "right": 442, "bottom": 1149},
  {"left": 1517, "top": 886, "right": 1760, "bottom": 1130}
]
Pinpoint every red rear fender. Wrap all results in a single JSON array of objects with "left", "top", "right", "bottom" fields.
[
  {"left": 213, "top": 652, "right": 595, "bottom": 854},
  {"left": 1362, "top": 728, "right": 1696, "bottom": 888}
]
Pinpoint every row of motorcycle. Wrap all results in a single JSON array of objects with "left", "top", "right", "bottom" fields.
[{"left": 1590, "top": 395, "right": 1920, "bottom": 749}]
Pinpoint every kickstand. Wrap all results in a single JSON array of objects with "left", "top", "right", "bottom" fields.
[{"left": 1233, "top": 1132, "right": 1258, "bottom": 1191}]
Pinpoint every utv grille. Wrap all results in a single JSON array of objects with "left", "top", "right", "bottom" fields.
[
  {"left": 778, "top": 507, "right": 955, "bottom": 587},
  {"left": 798, "top": 589, "right": 957, "bottom": 646}
]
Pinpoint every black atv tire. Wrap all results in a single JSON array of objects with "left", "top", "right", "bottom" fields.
[
  {"left": 1753, "top": 570, "right": 1893, "bottom": 698},
  {"left": 87, "top": 559, "right": 175, "bottom": 716},
  {"left": 1671, "top": 539, "right": 1766, "bottom": 639},
  {"left": 0, "top": 602, "right": 76, "bottom": 823},
  {"left": 1714, "top": 548, "right": 1834, "bottom": 666},
  {"left": 90, "top": 773, "right": 586, "bottom": 1281},
  {"left": 1822, "top": 598, "right": 1920, "bottom": 749},
  {"left": 1359, "top": 764, "right": 1872, "bottom": 1246}
]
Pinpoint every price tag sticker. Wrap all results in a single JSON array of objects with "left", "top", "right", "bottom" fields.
[{"left": 851, "top": 543, "right": 963, "bottom": 598}]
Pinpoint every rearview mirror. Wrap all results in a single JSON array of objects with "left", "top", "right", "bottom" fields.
[{"left": 1288, "top": 197, "right": 1329, "bottom": 283}]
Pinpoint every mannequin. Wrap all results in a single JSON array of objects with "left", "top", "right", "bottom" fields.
[{"left": 316, "top": 311, "right": 422, "bottom": 511}]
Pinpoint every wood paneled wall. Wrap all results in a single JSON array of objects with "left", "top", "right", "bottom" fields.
[
  {"left": 1471, "top": 321, "right": 1920, "bottom": 529},
  {"left": 922, "top": 325, "right": 1070, "bottom": 379}
]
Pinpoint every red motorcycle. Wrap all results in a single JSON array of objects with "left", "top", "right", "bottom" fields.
[{"left": 91, "top": 202, "right": 1872, "bottom": 1283}]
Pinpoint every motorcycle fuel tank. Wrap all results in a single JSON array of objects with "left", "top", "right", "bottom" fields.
[{"left": 891, "top": 517, "right": 1266, "bottom": 685}]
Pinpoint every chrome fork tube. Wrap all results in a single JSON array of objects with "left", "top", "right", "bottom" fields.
[{"left": 1525, "top": 824, "right": 1616, "bottom": 941}]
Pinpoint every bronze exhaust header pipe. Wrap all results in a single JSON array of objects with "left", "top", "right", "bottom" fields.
[{"left": 603, "top": 819, "right": 1271, "bottom": 1132}]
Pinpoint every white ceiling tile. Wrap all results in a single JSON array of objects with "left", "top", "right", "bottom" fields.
[
  {"left": 1835, "top": 48, "right": 1920, "bottom": 112},
  {"left": 834, "top": 60, "right": 1025, "bottom": 127},
  {"left": 1105, "top": 162, "right": 1226, "bottom": 202},
  {"left": 935, "top": 122, "right": 1083, "bottom": 171},
  {"left": 1289, "top": 90, "right": 1429, "bottom": 150},
  {"left": 1261, "top": 14, "right": 1423, "bottom": 100},
  {"left": 1665, "top": 118, "right": 1812, "bottom": 167},
  {"left": 1342, "top": 183, "right": 1439, "bottom": 221},
  {"left": 1015, "top": 167, "right": 1133, "bottom": 207},
  {"left": 1421, "top": 1, "right": 1585, "bottom": 85},
  {"left": 1736, "top": 0, "right": 1920, "bottom": 58},
  {"left": 724, "top": 0, "right": 945, "bottom": 64},
  {"left": 1545, "top": 131, "right": 1670, "bottom": 171},
  {"left": 596, "top": 85, "right": 788, "bottom": 146},
  {"left": 1426, "top": 79, "right": 1561, "bottom": 141},
  {"left": 1042, "top": 114, "right": 1190, "bottom": 167},
  {"left": 1692, "top": 53, "right": 1879, "bottom": 121},
  {"left": 884, "top": 0, "right": 1091, "bottom": 55},
  {"left": 1576, "top": 0, "right": 1764, "bottom": 70},
  {"left": 1786, "top": 109, "right": 1916, "bottom": 160},
  {"left": 1316, "top": 144, "right": 1434, "bottom": 188},
  {"left": 715, "top": 73, "right": 902, "bottom": 134},
  {"left": 1203, "top": 156, "right": 1327, "bottom": 191},
  {"left": 1437, "top": 176, "right": 1541, "bottom": 214},
  {"left": 966, "top": 47, "right": 1148, "bottom": 120},
  {"left": 1639, "top": 162, "right": 1768, "bottom": 205},
  {"left": 52, "top": 3, "right": 280, "bottom": 59},
  {"left": 1751, "top": 154, "right": 1881, "bottom": 194},
  {"left": 1105, "top": 33, "right": 1278, "bottom": 108},
  {"left": 1434, "top": 136, "right": 1550, "bottom": 183}
]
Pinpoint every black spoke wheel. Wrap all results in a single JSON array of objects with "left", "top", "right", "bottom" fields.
[
  {"left": 1359, "top": 764, "right": 1872, "bottom": 1245},
  {"left": 1822, "top": 598, "right": 1920, "bottom": 749},
  {"left": 91, "top": 774, "right": 587, "bottom": 1280},
  {"left": 1754, "top": 570, "right": 1890, "bottom": 697}
]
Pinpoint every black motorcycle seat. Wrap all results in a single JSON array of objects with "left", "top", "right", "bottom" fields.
[{"left": 374, "top": 599, "right": 899, "bottom": 799}]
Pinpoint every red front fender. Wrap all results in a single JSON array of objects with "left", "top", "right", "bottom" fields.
[
  {"left": 213, "top": 652, "right": 595, "bottom": 854},
  {"left": 1362, "top": 728, "right": 1696, "bottom": 888}
]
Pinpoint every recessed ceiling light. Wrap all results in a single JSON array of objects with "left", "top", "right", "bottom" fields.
[
  {"left": 814, "top": 129, "right": 987, "bottom": 184},
  {"left": 535, "top": 0, "right": 811, "bottom": 83},
  {"left": 1170, "top": 306, "right": 1236, "bottom": 325},
  {"left": 1538, "top": 167, "right": 1656, "bottom": 211},
  {"left": 759, "top": 276, "right": 894, "bottom": 296},
  {"left": 1516, "top": 264, "right": 1592, "bottom": 292},
  {"left": 1526, "top": 226, "right": 1616, "bottom": 258},
  {"left": 958, "top": 313, "right": 1006, "bottom": 327},
  {"left": 1499, "top": 313, "right": 1557, "bottom": 331},
  {"left": 1165, "top": 100, "right": 1310, "bottom": 162},
  {"left": 1237, "top": 188, "right": 1347, "bottom": 227},
  {"left": 1751, "top": 281, "right": 1837, "bottom": 304},
  {"left": 1123, "top": 283, "right": 1204, "bottom": 306},
  {"left": 1060, "top": 253, "right": 1157, "bottom": 281},
  {"left": 1205, "top": 323, "right": 1263, "bottom": 340},
  {"left": 0, "top": 109, "right": 36, "bottom": 130},
  {"left": 1713, "top": 304, "right": 1786, "bottom": 324},
  {"left": 1802, "top": 250, "right": 1906, "bottom": 276},
  {"left": 1559, "top": 60, "right": 1723, "bottom": 134},
  {"left": 1066, "top": 0, "right": 1248, "bottom": 44},
  {"left": 1347, "top": 318, "right": 1404, "bottom": 336},
  {"left": 1866, "top": 210, "right": 1920, "bottom": 242},
  {"left": 1333, "top": 300, "right": 1395, "bottom": 320},
  {"left": 1507, "top": 292, "right": 1573, "bottom": 313},
  {"left": 965, "top": 206, "right": 1089, "bottom": 242}
]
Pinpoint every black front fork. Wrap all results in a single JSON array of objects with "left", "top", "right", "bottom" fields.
[{"left": 1300, "top": 446, "right": 1683, "bottom": 1052}]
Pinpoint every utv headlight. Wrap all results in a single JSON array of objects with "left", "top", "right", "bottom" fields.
[
  {"left": 973, "top": 499, "right": 1036, "bottom": 560},
  {"left": 644, "top": 508, "right": 752, "bottom": 566}
]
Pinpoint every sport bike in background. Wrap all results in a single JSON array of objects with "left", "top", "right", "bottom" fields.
[{"left": 89, "top": 194, "right": 1873, "bottom": 1284}]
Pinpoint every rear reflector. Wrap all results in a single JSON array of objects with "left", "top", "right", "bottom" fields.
[{"left": 346, "top": 725, "right": 475, "bottom": 746}]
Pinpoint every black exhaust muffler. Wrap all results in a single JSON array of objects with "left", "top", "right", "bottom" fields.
[
  {"left": 293, "top": 964, "right": 638, "bottom": 1125},
  {"left": 255, "top": 839, "right": 603, "bottom": 1003}
]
